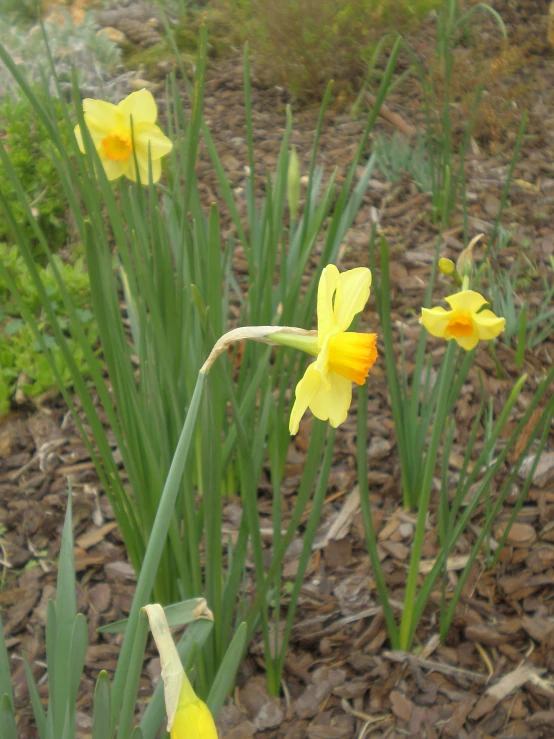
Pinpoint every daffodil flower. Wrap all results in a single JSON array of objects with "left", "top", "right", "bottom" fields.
[
  {"left": 283, "top": 265, "right": 377, "bottom": 434},
  {"left": 74, "top": 89, "right": 172, "bottom": 183},
  {"left": 421, "top": 290, "right": 506, "bottom": 351},
  {"left": 198, "top": 265, "right": 377, "bottom": 434},
  {"left": 143, "top": 604, "right": 218, "bottom": 739}
]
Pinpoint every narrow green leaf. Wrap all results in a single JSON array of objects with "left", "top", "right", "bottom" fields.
[
  {"left": 111, "top": 373, "right": 206, "bottom": 728},
  {"left": 45, "top": 599, "right": 57, "bottom": 736},
  {"left": 23, "top": 654, "right": 47, "bottom": 739},
  {"left": 515, "top": 305, "right": 527, "bottom": 367},
  {"left": 276, "top": 430, "right": 335, "bottom": 684},
  {"left": 0, "top": 616, "right": 14, "bottom": 713},
  {"left": 116, "top": 612, "right": 149, "bottom": 739},
  {"left": 357, "top": 383, "right": 398, "bottom": 645},
  {"left": 99, "top": 598, "right": 210, "bottom": 634},
  {"left": 51, "top": 492, "right": 77, "bottom": 736},
  {"left": 92, "top": 672, "right": 112, "bottom": 739},
  {"left": 190, "top": 284, "right": 208, "bottom": 324},
  {"left": 207, "top": 622, "right": 247, "bottom": 716},
  {"left": 60, "top": 614, "right": 88, "bottom": 739},
  {"left": 0, "top": 693, "right": 18, "bottom": 739}
]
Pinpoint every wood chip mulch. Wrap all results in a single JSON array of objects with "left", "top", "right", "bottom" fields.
[{"left": 2, "top": 1, "right": 554, "bottom": 737}]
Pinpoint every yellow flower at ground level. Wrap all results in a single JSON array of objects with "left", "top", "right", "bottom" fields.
[
  {"left": 143, "top": 603, "right": 218, "bottom": 739},
  {"left": 420, "top": 290, "right": 505, "bottom": 351},
  {"left": 74, "top": 89, "right": 172, "bottom": 182},
  {"left": 289, "top": 265, "right": 377, "bottom": 434},
  {"left": 171, "top": 689, "right": 218, "bottom": 739}
]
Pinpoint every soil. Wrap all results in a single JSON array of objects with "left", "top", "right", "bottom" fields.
[{"left": 2, "top": 1, "right": 554, "bottom": 738}]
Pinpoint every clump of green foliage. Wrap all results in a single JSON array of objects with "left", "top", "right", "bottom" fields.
[
  {"left": 373, "top": 131, "right": 434, "bottom": 192},
  {"left": 217, "top": 0, "right": 440, "bottom": 98},
  {"left": 0, "top": 243, "right": 98, "bottom": 416},
  {"left": 0, "top": 92, "right": 73, "bottom": 256},
  {"left": 0, "top": 0, "right": 39, "bottom": 24}
]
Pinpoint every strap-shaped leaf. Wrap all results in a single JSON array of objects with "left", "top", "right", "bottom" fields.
[
  {"left": 23, "top": 653, "right": 47, "bottom": 738},
  {"left": 99, "top": 598, "right": 211, "bottom": 634},
  {"left": 45, "top": 598, "right": 57, "bottom": 734},
  {"left": 0, "top": 616, "right": 14, "bottom": 713},
  {"left": 116, "top": 611, "right": 149, "bottom": 739},
  {"left": 50, "top": 493, "right": 77, "bottom": 736},
  {"left": 207, "top": 622, "right": 247, "bottom": 716},
  {"left": 60, "top": 614, "right": 89, "bottom": 739},
  {"left": 0, "top": 693, "right": 18, "bottom": 739},
  {"left": 92, "top": 671, "right": 112, "bottom": 739}
]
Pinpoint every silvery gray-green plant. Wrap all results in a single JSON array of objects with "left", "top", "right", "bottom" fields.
[{"left": 0, "top": 11, "right": 121, "bottom": 100}]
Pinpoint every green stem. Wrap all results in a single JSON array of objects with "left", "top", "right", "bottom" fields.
[
  {"left": 357, "top": 384, "right": 399, "bottom": 646},
  {"left": 398, "top": 342, "right": 456, "bottom": 650},
  {"left": 111, "top": 373, "right": 206, "bottom": 730}
]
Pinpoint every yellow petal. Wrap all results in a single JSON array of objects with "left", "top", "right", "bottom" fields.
[
  {"left": 74, "top": 124, "right": 85, "bottom": 153},
  {"left": 317, "top": 265, "right": 340, "bottom": 342},
  {"left": 445, "top": 290, "right": 487, "bottom": 314},
  {"left": 420, "top": 306, "right": 451, "bottom": 337},
  {"left": 123, "top": 152, "right": 162, "bottom": 183},
  {"left": 133, "top": 121, "right": 173, "bottom": 159},
  {"left": 289, "top": 363, "right": 323, "bottom": 434},
  {"left": 333, "top": 267, "right": 372, "bottom": 332},
  {"left": 473, "top": 309, "right": 506, "bottom": 340},
  {"left": 118, "top": 88, "right": 158, "bottom": 124},
  {"left": 171, "top": 698, "right": 218, "bottom": 739},
  {"left": 309, "top": 370, "right": 352, "bottom": 428},
  {"left": 290, "top": 363, "right": 352, "bottom": 431},
  {"left": 82, "top": 98, "right": 120, "bottom": 135},
  {"left": 100, "top": 157, "right": 130, "bottom": 181},
  {"left": 449, "top": 332, "right": 479, "bottom": 351}
]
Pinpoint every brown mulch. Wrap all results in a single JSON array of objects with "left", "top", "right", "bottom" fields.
[{"left": 2, "top": 1, "right": 554, "bottom": 737}]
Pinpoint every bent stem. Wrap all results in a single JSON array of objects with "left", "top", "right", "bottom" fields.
[
  {"left": 398, "top": 341, "right": 456, "bottom": 650},
  {"left": 111, "top": 373, "right": 206, "bottom": 729}
]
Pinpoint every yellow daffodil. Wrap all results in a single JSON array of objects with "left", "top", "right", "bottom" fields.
[
  {"left": 198, "top": 265, "right": 377, "bottom": 434},
  {"left": 286, "top": 265, "right": 377, "bottom": 434},
  {"left": 170, "top": 685, "right": 217, "bottom": 739},
  {"left": 143, "top": 604, "right": 218, "bottom": 739},
  {"left": 74, "top": 89, "right": 172, "bottom": 183},
  {"left": 421, "top": 290, "right": 505, "bottom": 351}
]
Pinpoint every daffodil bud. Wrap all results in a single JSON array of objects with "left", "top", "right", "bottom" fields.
[
  {"left": 170, "top": 692, "right": 218, "bottom": 739},
  {"left": 438, "top": 258, "right": 455, "bottom": 276},
  {"left": 287, "top": 146, "right": 301, "bottom": 222},
  {"left": 455, "top": 234, "right": 483, "bottom": 279},
  {"left": 143, "top": 604, "right": 218, "bottom": 739}
]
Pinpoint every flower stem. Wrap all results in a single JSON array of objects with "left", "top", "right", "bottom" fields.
[{"left": 398, "top": 341, "right": 456, "bottom": 650}]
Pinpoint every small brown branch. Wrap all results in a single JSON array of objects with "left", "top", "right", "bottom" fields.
[{"left": 365, "top": 92, "right": 416, "bottom": 136}]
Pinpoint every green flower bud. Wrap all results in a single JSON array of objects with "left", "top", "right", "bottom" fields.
[{"left": 287, "top": 146, "right": 300, "bottom": 222}]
